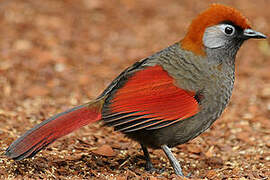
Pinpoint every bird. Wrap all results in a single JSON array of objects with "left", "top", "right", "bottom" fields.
[{"left": 5, "top": 4, "right": 266, "bottom": 176}]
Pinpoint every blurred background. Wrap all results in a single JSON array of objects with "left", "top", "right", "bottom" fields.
[{"left": 0, "top": 0, "right": 269, "bottom": 179}]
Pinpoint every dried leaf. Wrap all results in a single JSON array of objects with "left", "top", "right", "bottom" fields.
[
  {"left": 187, "top": 144, "right": 201, "bottom": 154},
  {"left": 26, "top": 85, "right": 49, "bottom": 97},
  {"left": 236, "top": 132, "right": 250, "bottom": 143},
  {"left": 92, "top": 145, "right": 116, "bottom": 157}
]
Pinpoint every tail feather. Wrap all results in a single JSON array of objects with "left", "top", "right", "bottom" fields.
[{"left": 5, "top": 100, "right": 104, "bottom": 160}]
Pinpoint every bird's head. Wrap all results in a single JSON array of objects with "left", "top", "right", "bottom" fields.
[{"left": 180, "top": 4, "right": 266, "bottom": 59}]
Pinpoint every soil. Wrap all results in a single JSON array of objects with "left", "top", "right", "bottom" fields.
[{"left": 0, "top": 0, "right": 269, "bottom": 179}]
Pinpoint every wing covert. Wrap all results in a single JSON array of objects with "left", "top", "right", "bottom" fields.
[{"left": 102, "top": 65, "right": 200, "bottom": 133}]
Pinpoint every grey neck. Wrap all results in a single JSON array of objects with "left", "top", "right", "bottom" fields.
[{"left": 204, "top": 41, "right": 244, "bottom": 67}]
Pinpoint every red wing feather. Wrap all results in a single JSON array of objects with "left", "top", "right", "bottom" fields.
[{"left": 103, "top": 65, "right": 200, "bottom": 132}]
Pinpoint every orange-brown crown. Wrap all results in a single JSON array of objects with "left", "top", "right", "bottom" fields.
[{"left": 180, "top": 4, "right": 251, "bottom": 56}]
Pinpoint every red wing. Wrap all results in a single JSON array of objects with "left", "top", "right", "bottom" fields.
[{"left": 103, "top": 65, "right": 200, "bottom": 132}]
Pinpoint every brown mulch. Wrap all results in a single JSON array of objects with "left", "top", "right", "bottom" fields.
[{"left": 0, "top": 0, "right": 269, "bottom": 179}]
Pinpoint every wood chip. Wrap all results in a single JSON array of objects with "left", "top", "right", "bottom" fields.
[{"left": 206, "top": 170, "right": 217, "bottom": 179}]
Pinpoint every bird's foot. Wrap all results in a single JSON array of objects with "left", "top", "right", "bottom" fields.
[
  {"left": 172, "top": 166, "right": 192, "bottom": 177},
  {"left": 145, "top": 161, "right": 165, "bottom": 174}
]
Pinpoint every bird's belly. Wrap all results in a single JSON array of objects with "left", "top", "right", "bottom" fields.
[
  {"left": 125, "top": 115, "right": 219, "bottom": 149},
  {"left": 166, "top": 92, "right": 231, "bottom": 147}
]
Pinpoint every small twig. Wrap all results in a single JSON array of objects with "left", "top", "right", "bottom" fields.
[{"left": 119, "top": 157, "right": 131, "bottom": 169}]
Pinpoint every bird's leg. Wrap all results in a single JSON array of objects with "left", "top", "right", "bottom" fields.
[
  {"left": 141, "top": 144, "right": 154, "bottom": 171},
  {"left": 141, "top": 144, "right": 165, "bottom": 173},
  {"left": 161, "top": 145, "right": 184, "bottom": 176}
]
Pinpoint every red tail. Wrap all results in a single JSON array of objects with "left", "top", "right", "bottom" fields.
[{"left": 5, "top": 100, "right": 103, "bottom": 160}]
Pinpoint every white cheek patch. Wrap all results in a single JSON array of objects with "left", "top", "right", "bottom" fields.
[{"left": 203, "top": 26, "right": 226, "bottom": 49}]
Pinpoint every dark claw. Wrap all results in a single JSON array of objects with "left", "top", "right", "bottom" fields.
[
  {"left": 145, "top": 159, "right": 154, "bottom": 171},
  {"left": 145, "top": 162, "right": 165, "bottom": 174}
]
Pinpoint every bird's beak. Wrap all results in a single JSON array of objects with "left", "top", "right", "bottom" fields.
[{"left": 243, "top": 29, "right": 267, "bottom": 39}]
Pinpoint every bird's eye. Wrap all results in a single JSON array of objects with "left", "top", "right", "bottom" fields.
[
  {"left": 220, "top": 24, "right": 235, "bottom": 36},
  {"left": 225, "top": 26, "right": 233, "bottom": 35}
]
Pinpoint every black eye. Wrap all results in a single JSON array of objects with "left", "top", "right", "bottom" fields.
[{"left": 225, "top": 26, "right": 234, "bottom": 35}]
